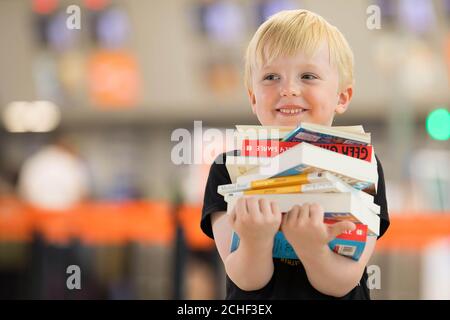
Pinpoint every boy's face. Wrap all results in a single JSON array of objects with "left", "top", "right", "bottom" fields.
[{"left": 248, "top": 42, "right": 352, "bottom": 127}]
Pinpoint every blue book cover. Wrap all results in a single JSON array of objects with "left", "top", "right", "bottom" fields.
[{"left": 282, "top": 125, "right": 369, "bottom": 145}]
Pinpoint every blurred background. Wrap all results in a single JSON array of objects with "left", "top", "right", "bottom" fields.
[{"left": 0, "top": 0, "right": 449, "bottom": 300}]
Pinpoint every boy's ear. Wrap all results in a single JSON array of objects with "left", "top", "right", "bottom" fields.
[
  {"left": 248, "top": 89, "right": 257, "bottom": 114},
  {"left": 335, "top": 86, "right": 353, "bottom": 115}
]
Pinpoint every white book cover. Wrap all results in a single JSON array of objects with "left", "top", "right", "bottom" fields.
[
  {"left": 225, "top": 192, "right": 380, "bottom": 236},
  {"left": 222, "top": 179, "right": 380, "bottom": 215}
]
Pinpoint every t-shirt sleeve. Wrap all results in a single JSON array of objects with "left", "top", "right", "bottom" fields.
[
  {"left": 200, "top": 152, "right": 232, "bottom": 239},
  {"left": 374, "top": 154, "right": 390, "bottom": 239}
]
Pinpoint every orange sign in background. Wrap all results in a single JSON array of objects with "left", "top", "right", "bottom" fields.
[
  {"left": 0, "top": 197, "right": 214, "bottom": 250},
  {"left": 88, "top": 50, "right": 141, "bottom": 109},
  {"left": 376, "top": 213, "right": 450, "bottom": 252}
]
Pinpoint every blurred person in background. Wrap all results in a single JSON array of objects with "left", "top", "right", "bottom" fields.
[{"left": 17, "top": 133, "right": 91, "bottom": 211}]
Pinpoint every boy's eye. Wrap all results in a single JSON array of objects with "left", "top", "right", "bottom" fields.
[
  {"left": 302, "top": 73, "right": 318, "bottom": 80},
  {"left": 263, "top": 74, "right": 280, "bottom": 81}
]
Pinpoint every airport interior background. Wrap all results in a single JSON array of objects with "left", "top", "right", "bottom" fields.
[{"left": 0, "top": 0, "right": 449, "bottom": 299}]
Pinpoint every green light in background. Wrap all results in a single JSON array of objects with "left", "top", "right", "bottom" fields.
[{"left": 426, "top": 108, "right": 450, "bottom": 141}]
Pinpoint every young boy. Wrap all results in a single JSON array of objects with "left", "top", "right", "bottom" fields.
[{"left": 201, "top": 9, "right": 390, "bottom": 299}]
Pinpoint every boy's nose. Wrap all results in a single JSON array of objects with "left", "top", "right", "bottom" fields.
[{"left": 280, "top": 82, "right": 301, "bottom": 97}]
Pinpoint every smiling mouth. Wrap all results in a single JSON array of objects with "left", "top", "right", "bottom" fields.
[{"left": 276, "top": 108, "right": 308, "bottom": 115}]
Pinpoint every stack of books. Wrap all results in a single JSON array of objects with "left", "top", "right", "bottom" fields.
[{"left": 219, "top": 123, "right": 380, "bottom": 261}]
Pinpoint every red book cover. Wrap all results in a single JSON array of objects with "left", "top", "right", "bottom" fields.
[
  {"left": 324, "top": 219, "right": 368, "bottom": 242},
  {"left": 241, "top": 139, "right": 373, "bottom": 162}
]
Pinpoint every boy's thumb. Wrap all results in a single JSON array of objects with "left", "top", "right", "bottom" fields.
[{"left": 327, "top": 221, "right": 356, "bottom": 241}]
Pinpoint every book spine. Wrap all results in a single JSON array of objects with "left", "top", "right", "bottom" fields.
[
  {"left": 218, "top": 182, "right": 252, "bottom": 195},
  {"left": 241, "top": 140, "right": 298, "bottom": 157},
  {"left": 272, "top": 166, "right": 375, "bottom": 191},
  {"left": 238, "top": 184, "right": 304, "bottom": 195},
  {"left": 242, "top": 139, "right": 372, "bottom": 162},
  {"left": 226, "top": 182, "right": 340, "bottom": 196},
  {"left": 299, "top": 182, "right": 341, "bottom": 193},
  {"left": 219, "top": 172, "right": 333, "bottom": 195},
  {"left": 250, "top": 172, "right": 311, "bottom": 189}
]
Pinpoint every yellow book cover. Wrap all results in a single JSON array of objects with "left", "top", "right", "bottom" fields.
[
  {"left": 218, "top": 171, "right": 337, "bottom": 195},
  {"left": 250, "top": 173, "right": 317, "bottom": 189}
]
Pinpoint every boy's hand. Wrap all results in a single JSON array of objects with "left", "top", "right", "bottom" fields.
[
  {"left": 280, "top": 203, "right": 356, "bottom": 258},
  {"left": 229, "top": 197, "right": 282, "bottom": 246}
]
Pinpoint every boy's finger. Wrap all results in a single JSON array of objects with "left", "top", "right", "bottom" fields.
[
  {"left": 286, "top": 205, "right": 300, "bottom": 224},
  {"left": 270, "top": 201, "right": 281, "bottom": 217},
  {"left": 246, "top": 197, "right": 261, "bottom": 219},
  {"left": 298, "top": 203, "right": 310, "bottom": 225},
  {"left": 309, "top": 203, "right": 324, "bottom": 224},
  {"left": 235, "top": 196, "right": 248, "bottom": 217},
  {"left": 258, "top": 198, "right": 272, "bottom": 216}
]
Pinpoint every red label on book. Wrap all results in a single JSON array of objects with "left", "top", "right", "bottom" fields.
[
  {"left": 241, "top": 140, "right": 373, "bottom": 162},
  {"left": 324, "top": 219, "right": 368, "bottom": 242}
]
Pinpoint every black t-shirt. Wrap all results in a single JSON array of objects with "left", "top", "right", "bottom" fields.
[{"left": 201, "top": 150, "right": 390, "bottom": 300}]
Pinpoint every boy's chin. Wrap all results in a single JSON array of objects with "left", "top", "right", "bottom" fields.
[{"left": 270, "top": 114, "right": 309, "bottom": 127}]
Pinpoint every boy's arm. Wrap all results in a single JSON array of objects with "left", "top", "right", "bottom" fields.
[
  {"left": 211, "top": 208, "right": 275, "bottom": 291},
  {"left": 296, "top": 235, "right": 376, "bottom": 297},
  {"left": 281, "top": 203, "right": 376, "bottom": 297}
]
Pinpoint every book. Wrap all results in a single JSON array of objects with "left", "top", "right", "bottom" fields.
[
  {"left": 282, "top": 122, "right": 371, "bottom": 145},
  {"left": 327, "top": 221, "right": 368, "bottom": 259},
  {"left": 218, "top": 171, "right": 338, "bottom": 195},
  {"left": 241, "top": 139, "right": 373, "bottom": 162},
  {"left": 229, "top": 142, "right": 378, "bottom": 193},
  {"left": 225, "top": 182, "right": 342, "bottom": 196},
  {"left": 230, "top": 219, "right": 368, "bottom": 261},
  {"left": 225, "top": 192, "right": 380, "bottom": 236},
  {"left": 236, "top": 124, "right": 366, "bottom": 138},
  {"left": 223, "top": 179, "right": 380, "bottom": 214}
]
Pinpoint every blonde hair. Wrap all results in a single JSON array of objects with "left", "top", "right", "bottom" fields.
[{"left": 244, "top": 9, "right": 354, "bottom": 92}]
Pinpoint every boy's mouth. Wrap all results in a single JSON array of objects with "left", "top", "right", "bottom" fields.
[{"left": 275, "top": 106, "right": 308, "bottom": 115}]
